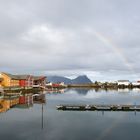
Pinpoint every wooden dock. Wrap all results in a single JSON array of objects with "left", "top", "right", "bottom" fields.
[{"left": 56, "top": 104, "right": 140, "bottom": 111}]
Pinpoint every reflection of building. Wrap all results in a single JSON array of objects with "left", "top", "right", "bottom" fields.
[
  {"left": 46, "top": 88, "right": 65, "bottom": 94},
  {"left": 132, "top": 88, "right": 140, "bottom": 92},
  {"left": 118, "top": 88, "right": 130, "bottom": 93},
  {"left": 19, "top": 94, "right": 33, "bottom": 105},
  {"left": 15, "top": 94, "right": 33, "bottom": 109},
  {"left": 0, "top": 97, "right": 19, "bottom": 113},
  {"left": 0, "top": 93, "right": 46, "bottom": 113},
  {"left": 33, "top": 94, "right": 46, "bottom": 130},
  {"left": 33, "top": 94, "right": 46, "bottom": 104}
]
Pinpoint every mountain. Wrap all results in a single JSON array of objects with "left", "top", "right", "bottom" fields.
[
  {"left": 47, "top": 75, "right": 92, "bottom": 84},
  {"left": 47, "top": 76, "right": 72, "bottom": 84},
  {"left": 71, "top": 75, "right": 92, "bottom": 84}
]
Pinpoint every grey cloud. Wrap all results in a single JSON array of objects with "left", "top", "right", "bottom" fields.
[{"left": 0, "top": 0, "right": 140, "bottom": 80}]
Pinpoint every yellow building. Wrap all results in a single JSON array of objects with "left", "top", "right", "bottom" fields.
[
  {"left": 0, "top": 98, "right": 19, "bottom": 113},
  {"left": 0, "top": 72, "right": 20, "bottom": 87}
]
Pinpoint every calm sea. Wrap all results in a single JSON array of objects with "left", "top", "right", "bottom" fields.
[{"left": 0, "top": 88, "right": 140, "bottom": 140}]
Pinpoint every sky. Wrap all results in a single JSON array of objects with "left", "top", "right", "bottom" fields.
[{"left": 0, "top": 0, "right": 140, "bottom": 81}]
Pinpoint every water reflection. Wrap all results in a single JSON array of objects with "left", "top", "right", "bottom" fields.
[
  {"left": 70, "top": 88, "right": 91, "bottom": 95},
  {"left": 47, "top": 89, "right": 66, "bottom": 94},
  {"left": 68, "top": 87, "right": 140, "bottom": 95},
  {"left": 0, "top": 93, "right": 46, "bottom": 113},
  {"left": 46, "top": 89, "right": 140, "bottom": 140},
  {"left": 1, "top": 88, "right": 140, "bottom": 140}
]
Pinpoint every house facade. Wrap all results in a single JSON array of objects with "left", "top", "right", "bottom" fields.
[
  {"left": 0, "top": 73, "right": 33, "bottom": 87},
  {"left": 0, "top": 73, "right": 19, "bottom": 87},
  {"left": 18, "top": 75, "right": 34, "bottom": 87},
  {"left": 132, "top": 82, "right": 140, "bottom": 86},
  {"left": 33, "top": 76, "right": 46, "bottom": 87},
  {"left": 0, "top": 72, "right": 46, "bottom": 88}
]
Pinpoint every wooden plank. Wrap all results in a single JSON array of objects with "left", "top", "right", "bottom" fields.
[{"left": 56, "top": 104, "right": 140, "bottom": 111}]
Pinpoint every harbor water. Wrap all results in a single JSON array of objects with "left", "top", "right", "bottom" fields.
[{"left": 1, "top": 88, "right": 140, "bottom": 140}]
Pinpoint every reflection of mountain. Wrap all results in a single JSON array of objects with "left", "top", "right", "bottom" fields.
[
  {"left": 71, "top": 88, "right": 91, "bottom": 95},
  {"left": 47, "top": 75, "right": 92, "bottom": 84}
]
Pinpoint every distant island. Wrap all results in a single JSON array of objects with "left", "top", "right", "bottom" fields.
[
  {"left": 47, "top": 75, "right": 140, "bottom": 89},
  {"left": 47, "top": 75, "right": 92, "bottom": 84},
  {"left": 1, "top": 72, "right": 140, "bottom": 94}
]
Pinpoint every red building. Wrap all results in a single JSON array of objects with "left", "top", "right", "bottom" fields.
[
  {"left": 18, "top": 75, "right": 34, "bottom": 87},
  {"left": 52, "top": 83, "right": 61, "bottom": 88},
  {"left": 0, "top": 72, "right": 46, "bottom": 88}
]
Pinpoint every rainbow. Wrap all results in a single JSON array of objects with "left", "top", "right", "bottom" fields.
[
  {"left": 95, "top": 113, "right": 126, "bottom": 140},
  {"left": 86, "top": 28, "right": 135, "bottom": 74},
  {"left": 93, "top": 30, "right": 133, "bottom": 71},
  {"left": 85, "top": 29, "right": 137, "bottom": 139}
]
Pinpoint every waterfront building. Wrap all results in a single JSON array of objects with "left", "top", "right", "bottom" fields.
[
  {"left": 0, "top": 73, "right": 34, "bottom": 87},
  {"left": 0, "top": 73, "right": 20, "bottom": 87},
  {"left": 33, "top": 76, "right": 46, "bottom": 87},
  {"left": 132, "top": 82, "right": 140, "bottom": 86},
  {"left": 117, "top": 80, "right": 130, "bottom": 86},
  {"left": 18, "top": 75, "right": 34, "bottom": 87}
]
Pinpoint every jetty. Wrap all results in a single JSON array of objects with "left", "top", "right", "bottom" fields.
[
  {"left": 56, "top": 104, "right": 140, "bottom": 111},
  {"left": 4, "top": 91, "right": 22, "bottom": 98}
]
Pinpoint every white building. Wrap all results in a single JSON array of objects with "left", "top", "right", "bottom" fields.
[
  {"left": 46, "top": 82, "right": 52, "bottom": 86},
  {"left": 132, "top": 82, "right": 140, "bottom": 86},
  {"left": 117, "top": 80, "right": 130, "bottom": 86}
]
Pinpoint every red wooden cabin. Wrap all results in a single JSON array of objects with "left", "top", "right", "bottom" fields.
[{"left": 18, "top": 75, "right": 33, "bottom": 87}]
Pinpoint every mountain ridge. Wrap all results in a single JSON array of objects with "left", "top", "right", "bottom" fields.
[{"left": 47, "top": 75, "right": 93, "bottom": 84}]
